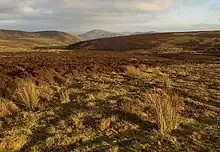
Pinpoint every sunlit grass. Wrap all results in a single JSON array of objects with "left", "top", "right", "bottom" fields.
[
  {"left": 14, "top": 80, "right": 40, "bottom": 110},
  {"left": 145, "top": 89, "right": 183, "bottom": 134}
]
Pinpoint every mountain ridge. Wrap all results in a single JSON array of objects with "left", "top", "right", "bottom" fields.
[
  {"left": 78, "top": 29, "right": 157, "bottom": 40},
  {"left": 79, "top": 29, "right": 124, "bottom": 40}
]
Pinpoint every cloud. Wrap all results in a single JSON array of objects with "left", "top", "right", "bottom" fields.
[
  {"left": 0, "top": 0, "right": 174, "bottom": 31},
  {"left": 0, "top": 0, "right": 20, "bottom": 13},
  {"left": 22, "top": 6, "right": 39, "bottom": 14},
  {"left": 115, "top": 0, "right": 173, "bottom": 12},
  {"left": 0, "top": 0, "right": 219, "bottom": 32}
]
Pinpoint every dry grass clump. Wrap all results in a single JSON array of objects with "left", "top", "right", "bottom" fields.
[
  {"left": 39, "top": 85, "right": 54, "bottom": 101},
  {"left": 60, "top": 88, "right": 71, "bottom": 104},
  {"left": 145, "top": 89, "right": 183, "bottom": 134},
  {"left": 100, "top": 116, "right": 117, "bottom": 131},
  {"left": 0, "top": 99, "right": 12, "bottom": 117},
  {"left": 0, "top": 98, "right": 19, "bottom": 117},
  {"left": 71, "top": 112, "right": 85, "bottom": 130},
  {"left": 87, "top": 92, "right": 111, "bottom": 102},
  {"left": 160, "top": 74, "right": 172, "bottom": 88},
  {"left": 109, "top": 146, "right": 119, "bottom": 152},
  {"left": 126, "top": 65, "right": 173, "bottom": 88},
  {"left": 0, "top": 134, "right": 28, "bottom": 151},
  {"left": 14, "top": 80, "right": 39, "bottom": 110},
  {"left": 126, "top": 65, "right": 145, "bottom": 78}
]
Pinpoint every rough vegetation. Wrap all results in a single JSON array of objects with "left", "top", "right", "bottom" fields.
[
  {"left": 145, "top": 89, "right": 183, "bottom": 135},
  {"left": 0, "top": 31, "right": 220, "bottom": 151},
  {"left": 13, "top": 80, "right": 40, "bottom": 110}
]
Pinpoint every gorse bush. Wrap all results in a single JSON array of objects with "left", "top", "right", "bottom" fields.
[
  {"left": 14, "top": 80, "right": 39, "bottom": 110},
  {"left": 145, "top": 89, "right": 183, "bottom": 134}
]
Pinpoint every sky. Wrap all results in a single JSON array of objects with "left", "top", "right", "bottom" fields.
[{"left": 0, "top": 0, "right": 220, "bottom": 33}]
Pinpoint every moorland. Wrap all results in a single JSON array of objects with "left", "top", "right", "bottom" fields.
[{"left": 0, "top": 30, "right": 220, "bottom": 151}]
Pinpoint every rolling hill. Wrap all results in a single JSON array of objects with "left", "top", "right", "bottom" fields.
[
  {"left": 79, "top": 29, "right": 157, "bottom": 40},
  {"left": 67, "top": 30, "right": 220, "bottom": 53},
  {"left": 79, "top": 29, "right": 124, "bottom": 40},
  {"left": 0, "top": 29, "right": 82, "bottom": 51}
]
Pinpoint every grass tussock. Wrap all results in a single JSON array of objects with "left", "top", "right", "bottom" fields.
[
  {"left": 145, "top": 89, "right": 183, "bottom": 134},
  {"left": 14, "top": 80, "right": 39, "bottom": 110},
  {"left": 161, "top": 74, "right": 172, "bottom": 88},
  {"left": 100, "top": 116, "right": 116, "bottom": 131},
  {"left": 39, "top": 85, "right": 54, "bottom": 101},
  {"left": 126, "top": 65, "right": 145, "bottom": 78},
  {"left": 87, "top": 92, "right": 111, "bottom": 102},
  {"left": 0, "top": 134, "right": 28, "bottom": 151},
  {"left": 0, "top": 98, "right": 19, "bottom": 117},
  {"left": 60, "top": 88, "right": 71, "bottom": 104},
  {"left": 0, "top": 99, "right": 12, "bottom": 117},
  {"left": 126, "top": 65, "right": 173, "bottom": 88}
]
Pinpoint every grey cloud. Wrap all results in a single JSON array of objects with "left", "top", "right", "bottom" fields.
[
  {"left": 0, "top": 0, "right": 20, "bottom": 13},
  {"left": 0, "top": 0, "right": 219, "bottom": 32},
  {"left": 1, "top": 0, "right": 171, "bottom": 32}
]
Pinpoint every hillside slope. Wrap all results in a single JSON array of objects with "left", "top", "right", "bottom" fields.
[
  {"left": 0, "top": 29, "right": 82, "bottom": 43},
  {"left": 79, "top": 29, "right": 124, "bottom": 40},
  {"left": 67, "top": 31, "right": 220, "bottom": 53},
  {"left": 0, "top": 29, "right": 82, "bottom": 51}
]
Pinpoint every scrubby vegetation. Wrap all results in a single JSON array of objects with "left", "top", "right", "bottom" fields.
[
  {"left": 0, "top": 30, "right": 220, "bottom": 151},
  {"left": 0, "top": 60, "right": 219, "bottom": 151},
  {"left": 13, "top": 80, "right": 40, "bottom": 110},
  {"left": 145, "top": 89, "right": 183, "bottom": 134}
]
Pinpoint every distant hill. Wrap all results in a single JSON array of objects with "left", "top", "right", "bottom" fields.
[
  {"left": 78, "top": 29, "right": 157, "bottom": 40},
  {"left": 132, "top": 31, "right": 156, "bottom": 35},
  {"left": 79, "top": 29, "right": 124, "bottom": 40},
  {"left": 67, "top": 30, "right": 220, "bottom": 52},
  {"left": 0, "top": 29, "right": 82, "bottom": 51},
  {"left": 0, "top": 29, "right": 82, "bottom": 44}
]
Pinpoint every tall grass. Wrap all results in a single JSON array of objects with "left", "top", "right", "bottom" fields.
[
  {"left": 161, "top": 74, "right": 172, "bottom": 88},
  {"left": 126, "top": 65, "right": 173, "bottom": 89},
  {"left": 14, "top": 80, "right": 39, "bottom": 110},
  {"left": 145, "top": 89, "right": 183, "bottom": 134},
  {"left": 60, "top": 89, "right": 71, "bottom": 104},
  {"left": 39, "top": 85, "right": 54, "bottom": 101},
  {"left": 126, "top": 65, "right": 144, "bottom": 78}
]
